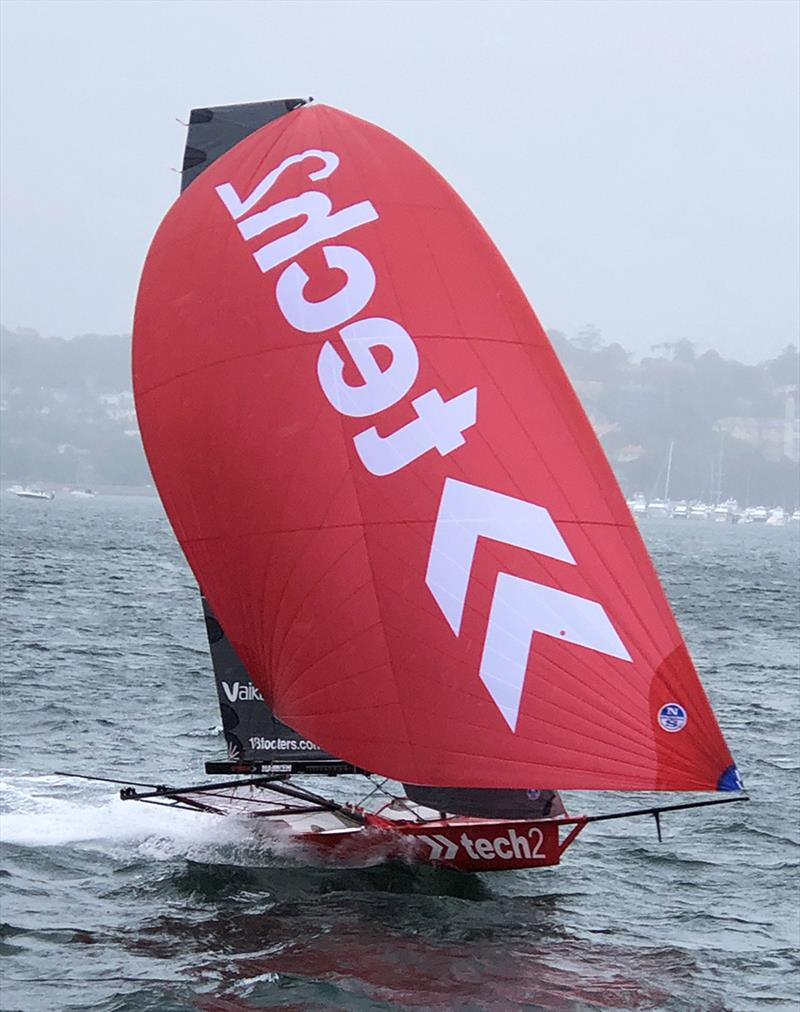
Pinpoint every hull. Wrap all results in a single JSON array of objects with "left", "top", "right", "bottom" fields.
[
  {"left": 298, "top": 812, "right": 587, "bottom": 872},
  {"left": 117, "top": 773, "right": 585, "bottom": 872},
  {"left": 114, "top": 772, "right": 745, "bottom": 874}
]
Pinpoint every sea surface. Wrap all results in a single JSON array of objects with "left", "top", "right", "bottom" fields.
[{"left": 1, "top": 494, "right": 798, "bottom": 1011}]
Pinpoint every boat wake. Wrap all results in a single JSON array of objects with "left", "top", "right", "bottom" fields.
[
  {"left": 0, "top": 771, "right": 279, "bottom": 862},
  {"left": 0, "top": 771, "right": 429, "bottom": 872}
]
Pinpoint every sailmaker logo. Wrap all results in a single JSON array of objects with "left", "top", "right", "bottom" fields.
[{"left": 658, "top": 702, "right": 688, "bottom": 733}]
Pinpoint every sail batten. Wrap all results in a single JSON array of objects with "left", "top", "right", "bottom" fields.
[{"left": 133, "top": 101, "right": 739, "bottom": 793}]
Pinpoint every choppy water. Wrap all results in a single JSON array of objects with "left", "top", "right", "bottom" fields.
[{"left": 1, "top": 494, "right": 798, "bottom": 1011}]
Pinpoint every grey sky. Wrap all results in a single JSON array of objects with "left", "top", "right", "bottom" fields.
[{"left": 1, "top": 0, "right": 797, "bottom": 363}]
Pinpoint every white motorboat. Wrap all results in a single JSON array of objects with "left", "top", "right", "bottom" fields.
[
  {"left": 745, "top": 506, "right": 769, "bottom": 523},
  {"left": 13, "top": 487, "right": 55, "bottom": 501}
]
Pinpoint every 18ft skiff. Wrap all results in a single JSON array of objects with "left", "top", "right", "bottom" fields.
[{"left": 71, "top": 98, "right": 746, "bottom": 872}]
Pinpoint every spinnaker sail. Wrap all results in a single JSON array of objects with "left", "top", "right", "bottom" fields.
[{"left": 133, "top": 101, "right": 740, "bottom": 793}]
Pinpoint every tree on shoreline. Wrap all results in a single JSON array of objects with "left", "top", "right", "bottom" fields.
[{"left": 2, "top": 326, "right": 797, "bottom": 506}]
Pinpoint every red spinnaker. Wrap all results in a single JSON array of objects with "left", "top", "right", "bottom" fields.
[{"left": 133, "top": 104, "right": 737, "bottom": 791}]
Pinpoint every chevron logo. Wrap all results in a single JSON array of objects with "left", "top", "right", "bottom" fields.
[
  {"left": 416, "top": 834, "right": 460, "bottom": 861},
  {"left": 426, "top": 478, "right": 632, "bottom": 730}
]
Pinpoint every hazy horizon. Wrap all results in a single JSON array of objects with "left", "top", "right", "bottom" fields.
[
  {"left": 1, "top": 320, "right": 797, "bottom": 370},
  {"left": 1, "top": 0, "right": 798, "bottom": 365}
]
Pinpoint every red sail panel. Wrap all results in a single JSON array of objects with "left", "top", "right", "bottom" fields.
[{"left": 133, "top": 104, "right": 737, "bottom": 791}]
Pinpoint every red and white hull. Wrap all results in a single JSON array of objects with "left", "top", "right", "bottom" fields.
[
  {"left": 298, "top": 811, "right": 587, "bottom": 872},
  {"left": 117, "top": 773, "right": 746, "bottom": 872}
]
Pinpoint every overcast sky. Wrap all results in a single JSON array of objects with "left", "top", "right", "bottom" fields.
[{"left": 1, "top": 0, "right": 797, "bottom": 363}]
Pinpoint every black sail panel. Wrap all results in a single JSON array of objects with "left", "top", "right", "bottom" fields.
[
  {"left": 181, "top": 98, "right": 307, "bottom": 192},
  {"left": 202, "top": 596, "right": 337, "bottom": 766},
  {"left": 403, "top": 785, "right": 566, "bottom": 820}
]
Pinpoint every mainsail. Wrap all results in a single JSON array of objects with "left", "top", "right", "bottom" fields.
[
  {"left": 177, "top": 99, "right": 307, "bottom": 194},
  {"left": 202, "top": 595, "right": 336, "bottom": 766},
  {"left": 133, "top": 101, "right": 740, "bottom": 793}
]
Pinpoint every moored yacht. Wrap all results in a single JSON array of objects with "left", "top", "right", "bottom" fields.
[
  {"left": 627, "top": 493, "right": 648, "bottom": 519},
  {"left": 745, "top": 506, "right": 769, "bottom": 523},
  {"left": 713, "top": 499, "right": 739, "bottom": 523},
  {"left": 647, "top": 498, "right": 671, "bottom": 518}
]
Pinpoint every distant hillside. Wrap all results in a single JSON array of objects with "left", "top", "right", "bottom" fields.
[
  {"left": 549, "top": 332, "right": 799, "bottom": 507},
  {"left": 0, "top": 327, "right": 148, "bottom": 486},
  {"left": 1, "top": 325, "right": 798, "bottom": 506}
]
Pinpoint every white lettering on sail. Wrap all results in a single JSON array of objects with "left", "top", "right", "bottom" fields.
[
  {"left": 221, "top": 681, "right": 239, "bottom": 703},
  {"left": 354, "top": 388, "right": 478, "bottom": 476},
  {"left": 317, "top": 317, "right": 419, "bottom": 418},
  {"left": 216, "top": 148, "right": 339, "bottom": 220},
  {"left": 248, "top": 737, "right": 321, "bottom": 751},
  {"left": 426, "top": 478, "right": 632, "bottom": 731},
  {"left": 276, "top": 245, "right": 376, "bottom": 334},
  {"left": 221, "top": 681, "right": 264, "bottom": 703},
  {"left": 216, "top": 148, "right": 477, "bottom": 473},
  {"left": 243, "top": 192, "right": 379, "bottom": 275}
]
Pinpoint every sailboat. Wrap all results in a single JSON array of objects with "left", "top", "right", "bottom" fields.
[
  {"left": 94, "top": 98, "right": 746, "bottom": 871},
  {"left": 646, "top": 440, "right": 673, "bottom": 517}
]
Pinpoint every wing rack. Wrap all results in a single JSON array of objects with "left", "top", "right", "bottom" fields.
[{"left": 118, "top": 774, "right": 365, "bottom": 823}]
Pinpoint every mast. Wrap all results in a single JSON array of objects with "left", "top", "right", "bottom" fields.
[{"left": 664, "top": 440, "right": 674, "bottom": 501}]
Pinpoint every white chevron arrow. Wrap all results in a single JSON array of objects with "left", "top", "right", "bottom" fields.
[
  {"left": 425, "top": 478, "right": 576, "bottom": 634},
  {"left": 426, "top": 478, "right": 632, "bottom": 731},
  {"left": 479, "top": 573, "right": 631, "bottom": 730},
  {"left": 416, "top": 834, "right": 460, "bottom": 861}
]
